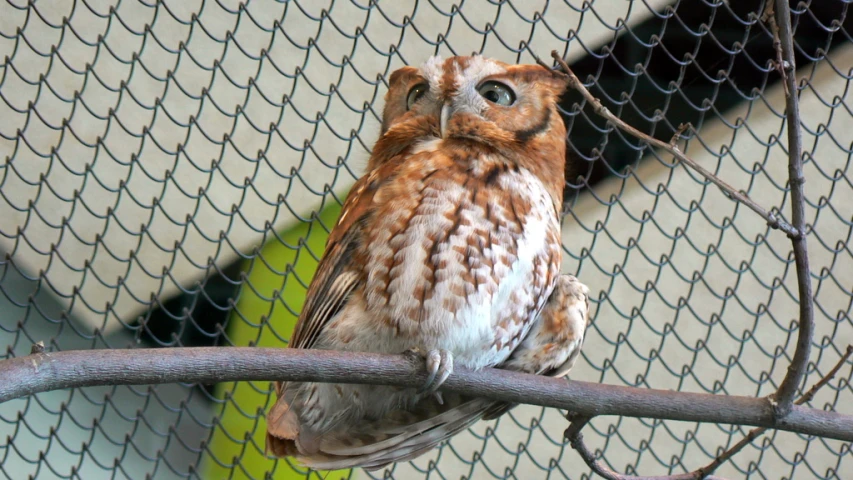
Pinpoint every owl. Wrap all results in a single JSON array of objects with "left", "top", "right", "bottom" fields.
[{"left": 266, "top": 55, "right": 590, "bottom": 470}]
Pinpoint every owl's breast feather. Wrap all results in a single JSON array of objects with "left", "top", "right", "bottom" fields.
[{"left": 329, "top": 158, "right": 561, "bottom": 369}]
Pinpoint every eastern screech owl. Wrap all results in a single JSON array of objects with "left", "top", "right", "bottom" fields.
[{"left": 266, "top": 55, "right": 590, "bottom": 471}]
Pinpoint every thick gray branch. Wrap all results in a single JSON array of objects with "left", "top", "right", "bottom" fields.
[
  {"left": 771, "top": 0, "right": 815, "bottom": 417},
  {"left": 0, "top": 347, "right": 851, "bottom": 442}
]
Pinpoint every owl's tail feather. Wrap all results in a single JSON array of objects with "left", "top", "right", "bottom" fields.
[
  {"left": 265, "top": 398, "right": 302, "bottom": 458},
  {"left": 351, "top": 398, "right": 493, "bottom": 471},
  {"left": 267, "top": 394, "right": 494, "bottom": 471}
]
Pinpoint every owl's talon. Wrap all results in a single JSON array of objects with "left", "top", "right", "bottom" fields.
[
  {"left": 417, "top": 349, "right": 441, "bottom": 394},
  {"left": 415, "top": 349, "right": 453, "bottom": 396},
  {"left": 432, "top": 349, "right": 454, "bottom": 393}
]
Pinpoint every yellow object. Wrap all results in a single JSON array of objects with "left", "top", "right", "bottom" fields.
[{"left": 203, "top": 202, "right": 353, "bottom": 479}]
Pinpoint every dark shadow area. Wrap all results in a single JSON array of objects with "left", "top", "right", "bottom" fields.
[{"left": 562, "top": 0, "right": 851, "bottom": 200}]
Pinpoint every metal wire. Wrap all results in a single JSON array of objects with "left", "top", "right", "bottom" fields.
[{"left": 1, "top": 0, "right": 852, "bottom": 479}]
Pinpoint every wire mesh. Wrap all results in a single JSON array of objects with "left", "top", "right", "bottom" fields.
[{"left": 1, "top": 0, "right": 852, "bottom": 479}]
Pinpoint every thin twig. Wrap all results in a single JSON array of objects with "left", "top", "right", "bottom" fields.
[
  {"left": 565, "top": 415, "right": 727, "bottom": 480},
  {"left": 793, "top": 346, "right": 853, "bottom": 405},
  {"left": 696, "top": 345, "right": 853, "bottom": 478},
  {"left": 565, "top": 415, "right": 623, "bottom": 480},
  {"left": 762, "top": 1, "right": 788, "bottom": 96},
  {"left": 536, "top": 51, "right": 800, "bottom": 239},
  {"left": 1, "top": 347, "right": 852, "bottom": 441},
  {"left": 670, "top": 123, "right": 691, "bottom": 148},
  {"left": 769, "top": 0, "right": 815, "bottom": 418}
]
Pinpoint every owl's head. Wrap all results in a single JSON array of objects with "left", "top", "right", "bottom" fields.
[{"left": 374, "top": 56, "right": 567, "bottom": 169}]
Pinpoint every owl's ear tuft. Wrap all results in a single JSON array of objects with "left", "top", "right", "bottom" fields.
[
  {"left": 387, "top": 66, "right": 421, "bottom": 88},
  {"left": 382, "top": 66, "right": 423, "bottom": 135},
  {"left": 535, "top": 66, "right": 569, "bottom": 98}
]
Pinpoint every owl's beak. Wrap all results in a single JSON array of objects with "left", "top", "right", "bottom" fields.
[{"left": 439, "top": 102, "right": 452, "bottom": 138}]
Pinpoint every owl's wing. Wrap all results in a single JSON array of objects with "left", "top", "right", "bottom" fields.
[
  {"left": 288, "top": 173, "right": 377, "bottom": 350},
  {"left": 288, "top": 394, "right": 494, "bottom": 471},
  {"left": 530, "top": 274, "right": 589, "bottom": 378},
  {"left": 511, "top": 274, "right": 588, "bottom": 375}
]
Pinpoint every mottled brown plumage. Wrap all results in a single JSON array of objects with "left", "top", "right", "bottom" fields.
[{"left": 266, "top": 56, "right": 590, "bottom": 471}]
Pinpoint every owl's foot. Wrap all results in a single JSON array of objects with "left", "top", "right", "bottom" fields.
[{"left": 404, "top": 347, "right": 454, "bottom": 401}]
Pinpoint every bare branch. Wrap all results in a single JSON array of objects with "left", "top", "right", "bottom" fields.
[
  {"left": 696, "top": 345, "right": 853, "bottom": 478},
  {"left": 536, "top": 51, "right": 800, "bottom": 239},
  {"left": 565, "top": 415, "right": 727, "bottom": 480},
  {"left": 568, "top": 343, "right": 849, "bottom": 480},
  {"left": 762, "top": 1, "right": 788, "bottom": 96},
  {"left": 536, "top": 33, "right": 824, "bottom": 477},
  {"left": 670, "top": 123, "right": 691, "bottom": 149},
  {"left": 1, "top": 347, "right": 852, "bottom": 442},
  {"left": 794, "top": 345, "right": 853, "bottom": 405},
  {"left": 769, "top": 0, "right": 815, "bottom": 418},
  {"left": 566, "top": 415, "right": 624, "bottom": 480}
]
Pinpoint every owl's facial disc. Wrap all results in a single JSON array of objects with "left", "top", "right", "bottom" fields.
[{"left": 379, "top": 56, "right": 565, "bottom": 152}]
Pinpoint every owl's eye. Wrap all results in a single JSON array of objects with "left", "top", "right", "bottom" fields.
[
  {"left": 406, "top": 84, "right": 428, "bottom": 110},
  {"left": 477, "top": 81, "right": 515, "bottom": 106}
]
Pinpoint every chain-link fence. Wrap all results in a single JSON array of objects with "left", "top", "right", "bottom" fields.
[{"left": 1, "top": 0, "right": 851, "bottom": 478}]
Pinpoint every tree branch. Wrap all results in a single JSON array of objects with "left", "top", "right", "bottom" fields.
[
  {"left": 0, "top": 347, "right": 852, "bottom": 442},
  {"left": 536, "top": 51, "right": 800, "bottom": 239},
  {"left": 696, "top": 345, "right": 853, "bottom": 478},
  {"left": 536, "top": 36, "right": 826, "bottom": 477},
  {"left": 565, "top": 415, "right": 728, "bottom": 480},
  {"left": 769, "top": 0, "right": 814, "bottom": 418},
  {"left": 566, "top": 346, "right": 851, "bottom": 480}
]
